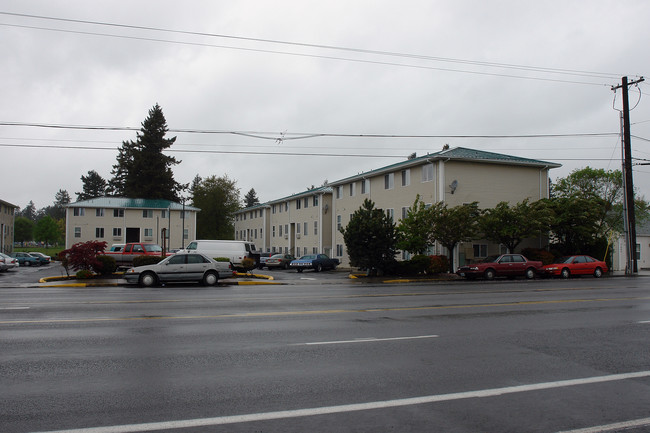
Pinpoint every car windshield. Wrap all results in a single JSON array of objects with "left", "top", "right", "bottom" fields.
[
  {"left": 300, "top": 255, "right": 316, "bottom": 260},
  {"left": 144, "top": 244, "right": 162, "bottom": 253},
  {"left": 553, "top": 256, "right": 573, "bottom": 264},
  {"left": 270, "top": 254, "right": 283, "bottom": 258},
  {"left": 480, "top": 255, "right": 500, "bottom": 263}
]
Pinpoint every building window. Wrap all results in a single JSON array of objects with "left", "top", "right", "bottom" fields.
[
  {"left": 96, "top": 208, "right": 104, "bottom": 217},
  {"left": 279, "top": 225, "right": 283, "bottom": 237},
  {"left": 384, "top": 173, "right": 394, "bottom": 190},
  {"left": 422, "top": 163, "right": 434, "bottom": 182},
  {"left": 184, "top": 228, "right": 189, "bottom": 240},
  {"left": 473, "top": 244, "right": 488, "bottom": 258},
  {"left": 143, "top": 210, "right": 153, "bottom": 218},
  {"left": 113, "top": 209, "right": 124, "bottom": 217},
  {"left": 314, "top": 221, "right": 318, "bottom": 235},
  {"left": 401, "top": 169, "right": 410, "bottom": 187},
  {"left": 349, "top": 183, "right": 356, "bottom": 197},
  {"left": 304, "top": 197, "right": 309, "bottom": 208},
  {"left": 74, "top": 227, "right": 81, "bottom": 238},
  {"left": 296, "top": 199, "right": 301, "bottom": 210},
  {"left": 304, "top": 222, "right": 308, "bottom": 236},
  {"left": 95, "top": 227, "right": 105, "bottom": 238},
  {"left": 313, "top": 247, "right": 318, "bottom": 254},
  {"left": 113, "top": 227, "right": 122, "bottom": 237},
  {"left": 636, "top": 243, "right": 641, "bottom": 260},
  {"left": 272, "top": 204, "right": 276, "bottom": 214},
  {"left": 336, "top": 186, "right": 342, "bottom": 199},
  {"left": 313, "top": 195, "right": 319, "bottom": 206},
  {"left": 385, "top": 208, "right": 394, "bottom": 221},
  {"left": 272, "top": 226, "right": 276, "bottom": 237},
  {"left": 285, "top": 203, "right": 289, "bottom": 212},
  {"left": 361, "top": 179, "right": 369, "bottom": 194},
  {"left": 337, "top": 215, "right": 342, "bottom": 231},
  {"left": 401, "top": 207, "right": 408, "bottom": 220},
  {"left": 73, "top": 208, "right": 85, "bottom": 216},
  {"left": 254, "top": 228, "right": 258, "bottom": 239},
  {"left": 296, "top": 223, "right": 301, "bottom": 234},
  {"left": 336, "top": 244, "right": 344, "bottom": 257},
  {"left": 285, "top": 224, "right": 289, "bottom": 236},
  {"left": 144, "top": 228, "right": 153, "bottom": 238},
  {"left": 161, "top": 210, "right": 167, "bottom": 219}
]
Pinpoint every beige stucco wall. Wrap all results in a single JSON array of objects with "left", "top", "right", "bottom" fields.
[
  {"left": 234, "top": 206, "right": 270, "bottom": 251},
  {"left": 0, "top": 200, "right": 17, "bottom": 254},
  {"left": 66, "top": 207, "right": 196, "bottom": 250}
]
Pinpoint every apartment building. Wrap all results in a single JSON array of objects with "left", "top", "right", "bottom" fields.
[
  {"left": 0, "top": 199, "right": 18, "bottom": 254},
  {"left": 235, "top": 147, "right": 561, "bottom": 269},
  {"left": 65, "top": 197, "right": 199, "bottom": 250}
]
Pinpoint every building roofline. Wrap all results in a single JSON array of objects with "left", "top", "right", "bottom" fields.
[{"left": 66, "top": 197, "right": 200, "bottom": 212}]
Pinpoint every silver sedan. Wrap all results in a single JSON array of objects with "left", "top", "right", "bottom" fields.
[{"left": 124, "top": 253, "right": 232, "bottom": 287}]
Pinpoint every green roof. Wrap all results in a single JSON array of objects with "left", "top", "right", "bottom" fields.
[
  {"left": 67, "top": 197, "right": 200, "bottom": 211},
  {"left": 330, "top": 146, "right": 561, "bottom": 185}
]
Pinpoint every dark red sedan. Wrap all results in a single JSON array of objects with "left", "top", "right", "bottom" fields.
[
  {"left": 542, "top": 255, "right": 608, "bottom": 278},
  {"left": 457, "top": 254, "right": 544, "bottom": 280}
]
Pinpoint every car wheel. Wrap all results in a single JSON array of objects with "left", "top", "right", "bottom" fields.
[
  {"left": 560, "top": 268, "right": 570, "bottom": 279},
  {"left": 484, "top": 269, "right": 495, "bottom": 280},
  {"left": 202, "top": 271, "right": 219, "bottom": 286},
  {"left": 525, "top": 268, "right": 536, "bottom": 279},
  {"left": 593, "top": 267, "right": 603, "bottom": 278},
  {"left": 25, "top": 261, "right": 31, "bottom": 267},
  {"left": 297, "top": 268, "right": 303, "bottom": 273},
  {"left": 315, "top": 263, "right": 323, "bottom": 272},
  {"left": 139, "top": 271, "right": 157, "bottom": 287}
]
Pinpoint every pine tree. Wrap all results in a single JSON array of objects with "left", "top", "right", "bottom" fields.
[
  {"left": 76, "top": 171, "right": 107, "bottom": 201},
  {"left": 244, "top": 188, "right": 260, "bottom": 207},
  {"left": 108, "top": 104, "right": 182, "bottom": 200}
]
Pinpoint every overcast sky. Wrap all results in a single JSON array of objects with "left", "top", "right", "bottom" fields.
[{"left": 1, "top": 0, "right": 649, "bottom": 211}]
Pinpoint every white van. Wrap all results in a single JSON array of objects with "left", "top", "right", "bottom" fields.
[{"left": 184, "top": 240, "right": 259, "bottom": 269}]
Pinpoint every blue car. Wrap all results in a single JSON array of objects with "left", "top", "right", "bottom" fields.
[{"left": 11, "top": 252, "right": 42, "bottom": 266}]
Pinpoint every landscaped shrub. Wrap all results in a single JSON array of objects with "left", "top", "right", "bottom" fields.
[
  {"left": 95, "top": 255, "right": 117, "bottom": 275},
  {"left": 521, "top": 248, "right": 555, "bottom": 265},
  {"left": 213, "top": 257, "right": 230, "bottom": 262},
  {"left": 59, "top": 241, "right": 107, "bottom": 273},
  {"left": 428, "top": 255, "right": 449, "bottom": 274},
  {"left": 75, "top": 269, "right": 94, "bottom": 279},
  {"left": 241, "top": 257, "right": 256, "bottom": 272},
  {"left": 132, "top": 255, "right": 164, "bottom": 267},
  {"left": 410, "top": 255, "right": 431, "bottom": 274}
]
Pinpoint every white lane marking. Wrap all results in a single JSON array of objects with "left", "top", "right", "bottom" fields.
[
  {"left": 302, "top": 335, "right": 439, "bottom": 345},
  {"left": 0, "top": 306, "right": 30, "bottom": 310},
  {"left": 638, "top": 320, "right": 650, "bottom": 324},
  {"left": 556, "top": 416, "right": 650, "bottom": 433},
  {"left": 32, "top": 370, "right": 650, "bottom": 433}
]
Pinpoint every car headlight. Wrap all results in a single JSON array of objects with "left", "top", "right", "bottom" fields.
[
  {"left": 546, "top": 267, "right": 558, "bottom": 271},
  {"left": 469, "top": 267, "right": 479, "bottom": 271}
]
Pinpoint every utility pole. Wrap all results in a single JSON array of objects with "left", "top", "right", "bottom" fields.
[{"left": 612, "top": 76, "right": 644, "bottom": 275}]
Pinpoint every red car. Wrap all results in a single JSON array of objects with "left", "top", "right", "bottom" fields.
[
  {"left": 542, "top": 255, "right": 608, "bottom": 278},
  {"left": 457, "top": 254, "right": 543, "bottom": 280}
]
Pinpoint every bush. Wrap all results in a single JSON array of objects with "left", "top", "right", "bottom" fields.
[
  {"left": 214, "top": 257, "right": 230, "bottom": 262},
  {"left": 60, "top": 241, "right": 107, "bottom": 272},
  {"left": 428, "top": 255, "right": 449, "bottom": 274},
  {"left": 75, "top": 269, "right": 94, "bottom": 279},
  {"left": 95, "top": 255, "right": 117, "bottom": 275},
  {"left": 410, "top": 255, "right": 431, "bottom": 274},
  {"left": 241, "top": 257, "right": 256, "bottom": 272},
  {"left": 521, "top": 248, "right": 555, "bottom": 265},
  {"left": 133, "top": 255, "right": 165, "bottom": 267}
]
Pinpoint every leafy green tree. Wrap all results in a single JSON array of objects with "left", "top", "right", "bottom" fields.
[
  {"left": 479, "top": 199, "right": 552, "bottom": 253},
  {"left": 547, "top": 196, "right": 602, "bottom": 255},
  {"left": 244, "top": 188, "right": 260, "bottom": 208},
  {"left": 14, "top": 216, "right": 34, "bottom": 245},
  {"left": 396, "top": 195, "right": 432, "bottom": 255},
  {"left": 108, "top": 104, "right": 183, "bottom": 200},
  {"left": 341, "top": 199, "right": 398, "bottom": 275},
  {"left": 33, "top": 215, "right": 62, "bottom": 247},
  {"left": 77, "top": 170, "right": 107, "bottom": 201},
  {"left": 429, "top": 202, "right": 480, "bottom": 273},
  {"left": 191, "top": 175, "right": 240, "bottom": 239}
]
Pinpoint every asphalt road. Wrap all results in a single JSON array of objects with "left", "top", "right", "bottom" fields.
[{"left": 1, "top": 275, "right": 649, "bottom": 432}]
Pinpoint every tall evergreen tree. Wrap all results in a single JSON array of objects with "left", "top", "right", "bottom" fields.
[
  {"left": 19, "top": 201, "right": 38, "bottom": 221},
  {"left": 244, "top": 188, "right": 260, "bottom": 207},
  {"left": 77, "top": 171, "right": 108, "bottom": 201},
  {"left": 108, "top": 104, "right": 182, "bottom": 200}
]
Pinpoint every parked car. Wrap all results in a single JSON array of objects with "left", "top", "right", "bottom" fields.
[
  {"left": 124, "top": 252, "right": 234, "bottom": 287},
  {"left": 29, "top": 252, "right": 51, "bottom": 265},
  {"left": 258, "top": 252, "right": 277, "bottom": 269},
  {"left": 457, "top": 254, "right": 543, "bottom": 280},
  {"left": 0, "top": 252, "right": 18, "bottom": 272},
  {"left": 542, "top": 255, "right": 608, "bottom": 278},
  {"left": 265, "top": 253, "right": 296, "bottom": 270},
  {"left": 103, "top": 242, "right": 171, "bottom": 266},
  {"left": 11, "top": 252, "right": 42, "bottom": 266},
  {"left": 108, "top": 243, "right": 125, "bottom": 252},
  {"left": 290, "top": 254, "right": 340, "bottom": 272}
]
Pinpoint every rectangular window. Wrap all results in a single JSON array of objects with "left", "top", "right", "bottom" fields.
[
  {"left": 314, "top": 221, "right": 318, "bottom": 235},
  {"left": 254, "top": 228, "right": 258, "bottom": 239},
  {"left": 143, "top": 210, "right": 153, "bottom": 218},
  {"left": 636, "top": 243, "right": 641, "bottom": 260},
  {"left": 361, "top": 179, "right": 369, "bottom": 194},
  {"left": 384, "top": 173, "right": 394, "bottom": 190},
  {"left": 401, "top": 207, "right": 408, "bottom": 220},
  {"left": 304, "top": 222, "right": 308, "bottom": 236},
  {"left": 386, "top": 208, "right": 394, "bottom": 221},
  {"left": 144, "top": 228, "right": 153, "bottom": 238},
  {"left": 285, "top": 203, "right": 289, "bottom": 212},
  {"left": 112, "top": 227, "right": 122, "bottom": 237},
  {"left": 73, "top": 208, "right": 85, "bottom": 216},
  {"left": 313, "top": 247, "right": 318, "bottom": 254},
  {"left": 296, "top": 199, "right": 301, "bottom": 210},
  {"left": 279, "top": 225, "right": 283, "bottom": 236},
  {"left": 74, "top": 227, "right": 81, "bottom": 238},
  {"left": 422, "top": 163, "right": 434, "bottom": 182},
  {"left": 304, "top": 197, "right": 309, "bottom": 208},
  {"left": 336, "top": 186, "right": 342, "bottom": 199},
  {"left": 473, "top": 244, "right": 488, "bottom": 258},
  {"left": 161, "top": 210, "right": 167, "bottom": 219},
  {"left": 285, "top": 224, "right": 289, "bottom": 236},
  {"left": 96, "top": 208, "right": 104, "bottom": 217},
  {"left": 296, "top": 223, "right": 301, "bottom": 234},
  {"left": 336, "top": 244, "right": 344, "bottom": 257},
  {"left": 313, "top": 195, "right": 319, "bottom": 206},
  {"left": 272, "top": 204, "right": 276, "bottom": 214},
  {"left": 401, "top": 169, "right": 410, "bottom": 186},
  {"left": 272, "top": 226, "right": 276, "bottom": 237},
  {"left": 349, "top": 183, "right": 356, "bottom": 197},
  {"left": 114, "top": 208, "right": 124, "bottom": 218},
  {"left": 184, "top": 228, "right": 189, "bottom": 240},
  {"left": 95, "top": 227, "right": 105, "bottom": 238},
  {"left": 337, "top": 215, "right": 342, "bottom": 231}
]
